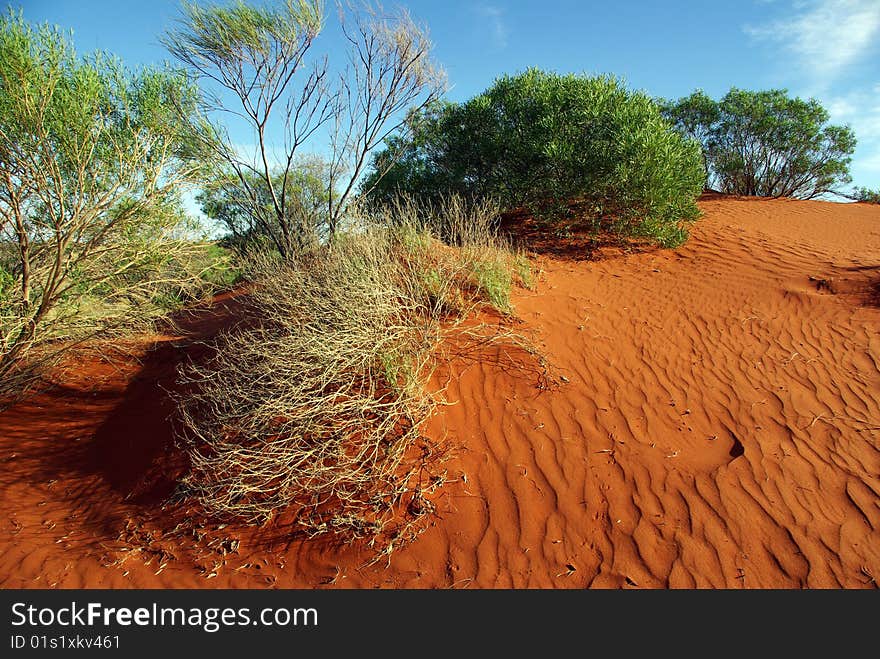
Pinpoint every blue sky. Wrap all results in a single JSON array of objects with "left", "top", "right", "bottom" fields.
[{"left": 13, "top": 0, "right": 880, "bottom": 193}]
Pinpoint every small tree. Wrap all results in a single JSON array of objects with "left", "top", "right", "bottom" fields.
[
  {"left": 164, "top": 0, "right": 328, "bottom": 257},
  {"left": 198, "top": 157, "right": 330, "bottom": 254},
  {"left": 164, "top": 0, "right": 445, "bottom": 254},
  {"left": 662, "top": 88, "right": 857, "bottom": 199},
  {"left": 0, "top": 11, "right": 213, "bottom": 393},
  {"left": 851, "top": 187, "right": 880, "bottom": 204}
]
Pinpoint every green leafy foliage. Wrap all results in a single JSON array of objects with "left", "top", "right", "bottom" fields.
[
  {"left": 660, "top": 88, "right": 857, "bottom": 199},
  {"left": 170, "top": 0, "right": 322, "bottom": 61},
  {"left": 198, "top": 158, "right": 331, "bottom": 254},
  {"left": 363, "top": 69, "right": 705, "bottom": 247},
  {"left": 852, "top": 187, "right": 880, "bottom": 204},
  {"left": 0, "top": 9, "right": 215, "bottom": 391}
]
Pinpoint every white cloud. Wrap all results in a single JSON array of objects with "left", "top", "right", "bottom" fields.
[
  {"left": 822, "top": 85, "right": 880, "bottom": 188},
  {"left": 825, "top": 85, "right": 880, "bottom": 141},
  {"left": 745, "top": 1, "right": 880, "bottom": 189},
  {"left": 745, "top": 0, "right": 880, "bottom": 83},
  {"left": 475, "top": 5, "right": 508, "bottom": 50}
]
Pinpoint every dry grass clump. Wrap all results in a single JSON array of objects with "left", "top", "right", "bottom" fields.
[
  {"left": 375, "top": 195, "right": 533, "bottom": 314},
  {"left": 176, "top": 196, "right": 532, "bottom": 553}
]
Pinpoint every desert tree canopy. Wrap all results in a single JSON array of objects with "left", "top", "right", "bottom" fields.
[
  {"left": 197, "top": 157, "right": 331, "bottom": 254},
  {"left": 850, "top": 187, "right": 880, "bottom": 204},
  {"left": 661, "top": 88, "right": 857, "bottom": 199}
]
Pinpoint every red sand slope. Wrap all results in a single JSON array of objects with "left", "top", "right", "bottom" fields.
[{"left": 1, "top": 196, "right": 878, "bottom": 588}]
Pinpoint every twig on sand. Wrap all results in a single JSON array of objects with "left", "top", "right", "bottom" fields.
[
  {"left": 803, "top": 414, "right": 836, "bottom": 430},
  {"left": 320, "top": 566, "right": 344, "bottom": 586},
  {"left": 595, "top": 448, "right": 617, "bottom": 464},
  {"left": 782, "top": 351, "right": 800, "bottom": 365}
]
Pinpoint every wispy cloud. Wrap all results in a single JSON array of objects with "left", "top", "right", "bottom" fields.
[
  {"left": 825, "top": 85, "right": 880, "bottom": 182},
  {"left": 826, "top": 86, "right": 880, "bottom": 141},
  {"left": 475, "top": 4, "right": 508, "bottom": 50},
  {"left": 744, "top": 1, "right": 880, "bottom": 188},
  {"left": 745, "top": 0, "right": 880, "bottom": 83}
]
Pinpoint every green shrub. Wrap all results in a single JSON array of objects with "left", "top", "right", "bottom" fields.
[
  {"left": 0, "top": 265, "right": 12, "bottom": 297},
  {"left": 363, "top": 69, "right": 705, "bottom": 246},
  {"left": 513, "top": 254, "right": 534, "bottom": 290},
  {"left": 190, "top": 243, "right": 242, "bottom": 291},
  {"left": 852, "top": 187, "right": 880, "bottom": 204},
  {"left": 198, "top": 160, "right": 331, "bottom": 255},
  {"left": 466, "top": 249, "right": 513, "bottom": 314},
  {"left": 0, "top": 9, "right": 212, "bottom": 394}
]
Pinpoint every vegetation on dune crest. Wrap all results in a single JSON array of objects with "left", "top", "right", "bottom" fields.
[
  {"left": 176, "top": 196, "right": 532, "bottom": 550},
  {"left": 0, "top": 10, "right": 228, "bottom": 399},
  {"left": 851, "top": 187, "right": 880, "bottom": 204},
  {"left": 362, "top": 69, "right": 706, "bottom": 247},
  {"left": 660, "top": 88, "right": 857, "bottom": 199},
  {"left": 163, "top": 1, "right": 532, "bottom": 551}
]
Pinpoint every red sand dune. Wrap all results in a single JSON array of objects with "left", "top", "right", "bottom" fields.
[{"left": 1, "top": 196, "right": 878, "bottom": 588}]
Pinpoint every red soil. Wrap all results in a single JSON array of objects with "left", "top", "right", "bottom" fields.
[{"left": 1, "top": 196, "right": 878, "bottom": 588}]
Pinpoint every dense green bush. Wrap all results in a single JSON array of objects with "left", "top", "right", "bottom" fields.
[
  {"left": 661, "top": 88, "right": 856, "bottom": 199},
  {"left": 363, "top": 69, "right": 705, "bottom": 247}
]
